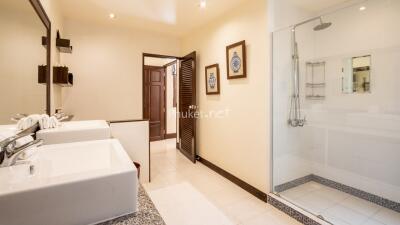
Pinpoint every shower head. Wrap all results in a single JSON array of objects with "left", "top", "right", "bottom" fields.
[{"left": 313, "top": 18, "right": 332, "bottom": 31}]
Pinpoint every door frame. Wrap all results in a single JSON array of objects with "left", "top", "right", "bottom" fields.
[{"left": 142, "top": 53, "right": 179, "bottom": 141}]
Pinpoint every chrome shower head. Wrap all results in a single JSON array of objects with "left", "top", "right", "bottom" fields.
[{"left": 313, "top": 18, "right": 332, "bottom": 31}]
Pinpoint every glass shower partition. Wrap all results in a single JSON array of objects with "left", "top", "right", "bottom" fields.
[{"left": 272, "top": 1, "right": 400, "bottom": 224}]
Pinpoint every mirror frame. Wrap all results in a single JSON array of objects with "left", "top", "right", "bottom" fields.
[{"left": 29, "top": 0, "right": 51, "bottom": 115}]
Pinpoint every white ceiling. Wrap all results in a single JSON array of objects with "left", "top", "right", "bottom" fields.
[
  {"left": 54, "top": 0, "right": 248, "bottom": 37},
  {"left": 287, "top": 0, "right": 352, "bottom": 13},
  {"left": 0, "top": 0, "right": 37, "bottom": 14}
]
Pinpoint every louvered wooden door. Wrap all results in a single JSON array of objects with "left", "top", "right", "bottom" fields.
[{"left": 179, "top": 52, "right": 197, "bottom": 163}]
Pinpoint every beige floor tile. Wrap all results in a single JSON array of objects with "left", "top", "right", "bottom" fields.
[
  {"left": 241, "top": 207, "right": 301, "bottom": 225},
  {"left": 373, "top": 208, "right": 400, "bottom": 225},
  {"left": 145, "top": 139, "right": 299, "bottom": 225},
  {"left": 340, "top": 196, "right": 382, "bottom": 217}
]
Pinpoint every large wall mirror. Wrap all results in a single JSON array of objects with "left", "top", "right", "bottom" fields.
[
  {"left": 342, "top": 55, "right": 371, "bottom": 94},
  {"left": 0, "top": 0, "right": 50, "bottom": 125}
]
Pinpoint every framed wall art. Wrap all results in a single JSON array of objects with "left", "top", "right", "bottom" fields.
[
  {"left": 226, "top": 40, "right": 247, "bottom": 79},
  {"left": 205, "top": 64, "right": 220, "bottom": 95}
]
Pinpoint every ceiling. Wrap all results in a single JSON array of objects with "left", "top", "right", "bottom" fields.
[
  {"left": 54, "top": 0, "right": 248, "bottom": 37},
  {"left": 0, "top": 0, "right": 37, "bottom": 14},
  {"left": 287, "top": 0, "right": 353, "bottom": 13}
]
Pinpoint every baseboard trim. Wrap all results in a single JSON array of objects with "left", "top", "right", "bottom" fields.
[
  {"left": 165, "top": 133, "right": 177, "bottom": 139},
  {"left": 197, "top": 156, "right": 268, "bottom": 202}
]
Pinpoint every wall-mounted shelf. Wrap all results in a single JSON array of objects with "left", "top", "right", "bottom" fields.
[
  {"left": 41, "top": 36, "right": 47, "bottom": 47},
  {"left": 53, "top": 66, "right": 73, "bottom": 87},
  {"left": 38, "top": 65, "right": 47, "bottom": 84},
  {"left": 56, "top": 30, "right": 73, "bottom": 53},
  {"left": 56, "top": 38, "right": 73, "bottom": 53},
  {"left": 306, "top": 61, "right": 326, "bottom": 100}
]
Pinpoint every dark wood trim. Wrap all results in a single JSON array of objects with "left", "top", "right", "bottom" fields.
[
  {"left": 163, "top": 60, "right": 177, "bottom": 68},
  {"left": 198, "top": 156, "right": 268, "bottom": 202},
  {"left": 143, "top": 53, "right": 180, "bottom": 142},
  {"left": 148, "top": 121, "right": 151, "bottom": 182},
  {"left": 143, "top": 53, "right": 179, "bottom": 59},
  {"left": 164, "top": 66, "right": 167, "bottom": 140},
  {"left": 165, "top": 133, "right": 177, "bottom": 139},
  {"left": 142, "top": 53, "right": 179, "bottom": 119},
  {"left": 30, "top": 0, "right": 51, "bottom": 115},
  {"left": 205, "top": 64, "right": 221, "bottom": 95},
  {"left": 226, "top": 40, "right": 247, "bottom": 80},
  {"left": 108, "top": 119, "right": 149, "bottom": 124}
]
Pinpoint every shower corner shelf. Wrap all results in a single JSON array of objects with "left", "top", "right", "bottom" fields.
[{"left": 306, "top": 61, "right": 326, "bottom": 101}]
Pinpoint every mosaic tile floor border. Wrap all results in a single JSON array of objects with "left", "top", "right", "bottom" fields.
[{"left": 275, "top": 174, "right": 400, "bottom": 213}]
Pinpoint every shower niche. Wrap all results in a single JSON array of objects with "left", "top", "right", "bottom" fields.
[
  {"left": 342, "top": 55, "right": 371, "bottom": 94},
  {"left": 305, "top": 61, "right": 325, "bottom": 100}
]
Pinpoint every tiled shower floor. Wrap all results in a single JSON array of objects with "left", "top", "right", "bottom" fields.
[{"left": 280, "top": 182, "right": 400, "bottom": 225}]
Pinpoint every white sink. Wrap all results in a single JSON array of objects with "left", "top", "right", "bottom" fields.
[
  {"left": 36, "top": 120, "right": 111, "bottom": 145},
  {"left": 0, "top": 139, "right": 138, "bottom": 225}
]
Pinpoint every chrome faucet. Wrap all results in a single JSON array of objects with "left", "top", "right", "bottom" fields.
[{"left": 0, "top": 133, "right": 43, "bottom": 168}]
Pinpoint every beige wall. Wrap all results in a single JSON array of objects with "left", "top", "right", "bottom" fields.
[
  {"left": 0, "top": 4, "right": 46, "bottom": 124},
  {"left": 144, "top": 57, "right": 175, "bottom": 67},
  {"left": 181, "top": 0, "right": 270, "bottom": 192},
  {"left": 61, "top": 20, "right": 181, "bottom": 121}
]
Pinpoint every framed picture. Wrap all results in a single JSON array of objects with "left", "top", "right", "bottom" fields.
[
  {"left": 226, "top": 40, "right": 247, "bottom": 79},
  {"left": 205, "top": 64, "right": 220, "bottom": 95}
]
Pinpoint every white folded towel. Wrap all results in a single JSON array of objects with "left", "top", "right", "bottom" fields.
[
  {"left": 17, "top": 114, "right": 41, "bottom": 130},
  {"left": 49, "top": 116, "right": 61, "bottom": 128},
  {"left": 38, "top": 114, "right": 50, "bottom": 130},
  {"left": 16, "top": 114, "right": 61, "bottom": 131}
]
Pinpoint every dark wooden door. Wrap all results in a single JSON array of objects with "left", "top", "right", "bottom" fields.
[
  {"left": 144, "top": 66, "right": 166, "bottom": 142},
  {"left": 179, "top": 52, "right": 197, "bottom": 163}
]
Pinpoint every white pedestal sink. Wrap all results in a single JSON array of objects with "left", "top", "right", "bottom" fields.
[
  {"left": 36, "top": 120, "right": 111, "bottom": 145},
  {"left": 0, "top": 139, "right": 138, "bottom": 225}
]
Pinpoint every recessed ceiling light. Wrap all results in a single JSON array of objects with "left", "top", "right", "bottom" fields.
[
  {"left": 109, "top": 13, "right": 116, "bottom": 19},
  {"left": 359, "top": 6, "right": 366, "bottom": 11},
  {"left": 200, "top": 0, "right": 206, "bottom": 9}
]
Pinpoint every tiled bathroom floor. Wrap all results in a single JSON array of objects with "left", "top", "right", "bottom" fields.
[
  {"left": 143, "top": 139, "right": 301, "bottom": 225},
  {"left": 281, "top": 182, "right": 400, "bottom": 225}
]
